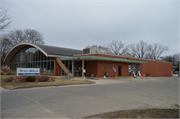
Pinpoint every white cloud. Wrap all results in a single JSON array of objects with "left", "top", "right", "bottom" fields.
[{"left": 1, "top": 0, "right": 179, "bottom": 55}]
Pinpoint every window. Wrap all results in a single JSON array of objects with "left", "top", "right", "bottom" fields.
[
  {"left": 10, "top": 47, "right": 55, "bottom": 74},
  {"left": 51, "top": 61, "right": 54, "bottom": 74},
  {"left": 61, "top": 61, "right": 73, "bottom": 76}
]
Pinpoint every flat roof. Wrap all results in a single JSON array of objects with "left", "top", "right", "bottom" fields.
[{"left": 60, "top": 56, "right": 147, "bottom": 64}]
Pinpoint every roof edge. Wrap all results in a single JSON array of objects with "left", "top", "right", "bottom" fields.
[
  {"left": 4, "top": 43, "right": 48, "bottom": 63},
  {"left": 60, "top": 56, "right": 147, "bottom": 64},
  {"left": 73, "top": 53, "right": 173, "bottom": 64}
]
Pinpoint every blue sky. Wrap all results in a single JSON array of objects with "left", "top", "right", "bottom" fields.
[{"left": 1, "top": 0, "right": 179, "bottom": 56}]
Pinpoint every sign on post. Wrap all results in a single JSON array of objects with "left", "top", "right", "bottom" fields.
[
  {"left": 17, "top": 68, "right": 40, "bottom": 76},
  {"left": 128, "top": 65, "right": 131, "bottom": 72}
]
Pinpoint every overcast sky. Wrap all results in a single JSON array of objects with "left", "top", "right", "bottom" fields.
[{"left": 1, "top": 0, "right": 179, "bottom": 56}]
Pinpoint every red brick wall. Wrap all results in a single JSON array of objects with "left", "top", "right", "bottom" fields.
[
  {"left": 54, "top": 59, "right": 61, "bottom": 76},
  {"left": 85, "top": 61, "right": 98, "bottom": 77},
  {"left": 97, "top": 61, "right": 132, "bottom": 77},
  {"left": 75, "top": 54, "right": 173, "bottom": 77},
  {"left": 138, "top": 60, "right": 173, "bottom": 77},
  {"left": 51, "top": 54, "right": 173, "bottom": 77},
  {"left": 17, "top": 75, "right": 53, "bottom": 82},
  {"left": 40, "top": 73, "right": 54, "bottom": 76}
]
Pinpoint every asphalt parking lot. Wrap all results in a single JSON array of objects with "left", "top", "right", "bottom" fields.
[{"left": 1, "top": 77, "right": 179, "bottom": 119}]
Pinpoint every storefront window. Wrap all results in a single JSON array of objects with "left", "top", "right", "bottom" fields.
[
  {"left": 10, "top": 47, "right": 55, "bottom": 74},
  {"left": 61, "top": 61, "right": 73, "bottom": 76}
]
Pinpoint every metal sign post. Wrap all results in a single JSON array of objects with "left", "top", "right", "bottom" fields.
[{"left": 113, "top": 67, "right": 116, "bottom": 78}]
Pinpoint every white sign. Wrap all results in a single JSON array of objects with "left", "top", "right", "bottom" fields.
[
  {"left": 17, "top": 68, "right": 40, "bottom": 76},
  {"left": 138, "top": 71, "right": 141, "bottom": 76},
  {"left": 128, "top": 65, "right": 131, "bottom": 72},
  {"left": 132, "top": 71, "right": 136, "bottom": 77}
]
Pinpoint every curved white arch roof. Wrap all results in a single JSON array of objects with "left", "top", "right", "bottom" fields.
[{"left": 4, "top": 43, "right": 82, "bottom": 63}]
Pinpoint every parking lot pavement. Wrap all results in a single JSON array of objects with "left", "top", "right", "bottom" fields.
[
  {"left": 1, "top": 88, "right": 71, "bottom": 119},
  {"left": 1, "top": 77, "right": 179, "bottom": 119},
  {"left": 88, "top": 76, "right": 179, "bottom": 84},
  {"left": 1, "top": 103, "right": 70, "bottom": 119}
]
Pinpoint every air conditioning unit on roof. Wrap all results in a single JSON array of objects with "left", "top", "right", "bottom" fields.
[{"left": 83, "top": 48, "right": 100, "bottom": 54}]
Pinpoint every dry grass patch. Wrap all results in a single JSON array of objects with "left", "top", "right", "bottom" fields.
[
  {"left": 1, "top": 75, "right": 94, "bottom": 89},
  {"left": 85, "top": 109, "right": 179, "bottom": 118}
]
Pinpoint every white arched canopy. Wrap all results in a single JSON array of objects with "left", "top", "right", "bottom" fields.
[{"left": 4, "top": 43, "right": 48, "bottom": 63}]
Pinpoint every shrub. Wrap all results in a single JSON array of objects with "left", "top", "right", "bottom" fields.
[
  {"left": 1, "top": 70, "right": 5, "bottom": 75},
  {"left": 25, "top": 76, "right": 36, "bottom": 82},
  {"left": 14, "top": 75, "right": 20, "bottom": 82},
  {"left": 49, "top": 77, "right": 55, "bottom": 82},
  {"left": 37, "top": 76, "right": 55, "bottom": 82},
  {"left": 1, "top": 68, "right": 13, "bottom": 75},
  {"left": 4, "top": 77, "right": 14, "bottom": 82},
  {"left": 38, "top": 76, "right": 49, "bottom": 82},
  {"left": 19, "top": 76, "right": 26, "bottom": 82}
]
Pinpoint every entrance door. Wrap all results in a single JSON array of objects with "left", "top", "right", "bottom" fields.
[
  {"left": 132, "top": 64, "right": 139, "bottom": 75},
  {"left": 118, "top": 66, "right": 121, "bottom": 76}
]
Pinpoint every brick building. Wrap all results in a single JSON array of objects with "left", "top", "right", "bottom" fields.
[{"left": 4, "top": 43, "right": 173, "bottom": 77}]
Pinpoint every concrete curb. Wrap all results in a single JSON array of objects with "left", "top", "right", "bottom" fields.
[{"left": 10, "top": 82, "right": 95, "bottom": 90}]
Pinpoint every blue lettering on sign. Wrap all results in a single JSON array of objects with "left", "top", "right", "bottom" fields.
[{"left": 18, "top": 73, "right": 39, "bottom": 75}]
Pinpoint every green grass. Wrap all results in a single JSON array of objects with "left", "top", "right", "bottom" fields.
[
  {"left": 1, "top": 75, "right": 94, "bottom": 89},
  {"left": 85, "top": 109, "right": 179, "bottom": 118}
]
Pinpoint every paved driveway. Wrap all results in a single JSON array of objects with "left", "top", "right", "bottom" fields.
[{"left": 1, "top": 77, "right": 179, "bottom": 118}]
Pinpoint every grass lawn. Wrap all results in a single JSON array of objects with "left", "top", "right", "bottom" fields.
[
  {"left": 86, "top": 109, "right": 179, "bottom": 118},
  {"left": 1, "top": 75, "right": 94, "bottom": 89}
]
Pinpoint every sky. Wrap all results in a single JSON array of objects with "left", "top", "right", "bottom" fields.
[{"left": 1, "top": 0, "right": 179, "bottom": 56}]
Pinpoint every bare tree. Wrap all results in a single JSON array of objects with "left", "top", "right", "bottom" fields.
[
  {"left": 85, "top": 40, "right": 169, "bottom": 61},
  {"left": 160, "top": 55, "right": 172, "bottom": 62},
  {"left": 1, "top": 29, "right": 44, "bottom": 65},
  {"left": 160, "top": 53, "right": 180, "bottom": 66},
  {"left": 172, "top": 53, "right": 180, "bottom": 66},
  {"left": 128, "top": 41, "right": 150, "bottom": 58},
  {"left": 176, "top": 61, "right": 179, "bottom": 71},
  {"left": 147, "top": 43, "right": 169, "bottom": 61},
  {"left": 108, "top": 40, "right": 128, "bottom": 56},
  {"left": 4, "top": 29, "right": 44, "bottom": 45},
  {"left": 0, "top": 8, "right": 12, "bottom": 65},
  {"left": 23, "top": 29, "right": 44, "bottom": 44},
  {"left": 0, "top": 35, "right": 11, "bottom": 65},
  {"left": 85, "top": 45, "right": 112, "bottom": 54},
  {"left": 0, "top": 9, "right": 12, "bottom": 30}
]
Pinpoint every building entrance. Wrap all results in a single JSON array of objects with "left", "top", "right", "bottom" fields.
[
  {"left": 132, "top": 64, "right": 139, "bottom": 75},
  {"left": 61, "top": 60, "right": 86, "bottom": 77},
  {"left": 73, "top": 61, "right": 82, "bottom": 77},
  {"left": 118, "top": 66, "right": 121, "bottom": 76}
]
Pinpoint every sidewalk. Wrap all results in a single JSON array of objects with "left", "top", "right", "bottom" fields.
[{"left": 0, "top": 86, "right": 9, "bottom": 92}]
